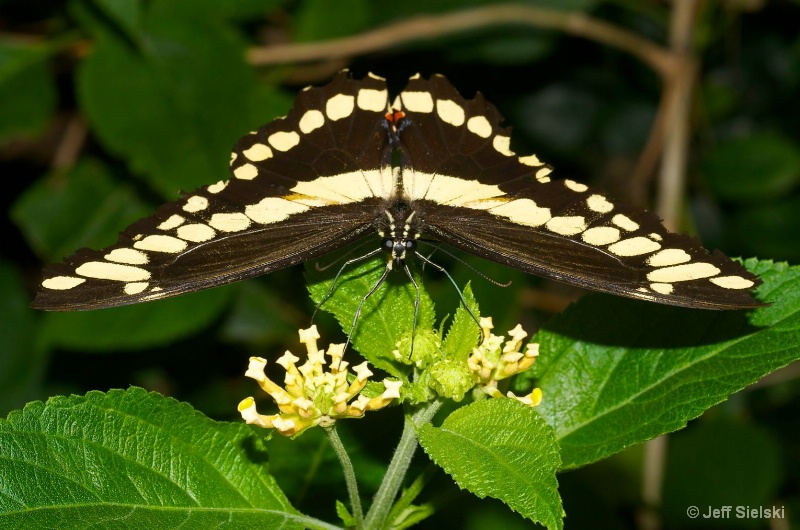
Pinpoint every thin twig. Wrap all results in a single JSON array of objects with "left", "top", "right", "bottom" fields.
[
  {"left": 51, "top": 114, "right": 87, "bottom": 171},
  {"left": 654, "top": 0, "right": 698, "bottom": 230},
  {"left": 247, "top": 4, "right": 675, "bottom": 77}
]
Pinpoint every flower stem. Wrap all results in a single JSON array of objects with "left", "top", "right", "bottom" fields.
[
  {"left": 325, "top": 424, "right": 364, "bottom": 529},
  {"left": 363, "top": 399, "right": 443, "bottom": 529}
]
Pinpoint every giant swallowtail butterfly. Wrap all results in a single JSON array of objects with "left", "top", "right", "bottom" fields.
[{"left": 33, "top": 71, "right": 763, "bottom": 312}]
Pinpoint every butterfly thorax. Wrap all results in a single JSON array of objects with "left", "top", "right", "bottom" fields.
[{"left": 377, "top": 202, "right": 420, "bottom": 269}]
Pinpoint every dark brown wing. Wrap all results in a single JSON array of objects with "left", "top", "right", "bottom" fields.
[
  {"left": 34, "top": 71, "right": 391, "bottom": 310},
  {"left": 395, "top": 74, "right": 763, "bottom": 309}
]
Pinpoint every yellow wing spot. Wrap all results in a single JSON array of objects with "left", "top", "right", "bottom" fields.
[
  {"left": 647, "top": 263, "right": 721, "bottom": 283},
  {"left": 299, "top": 110, "right": 325, "bottom": 133},
  {"left": 326, "top": 94, "right": 355, "bottom": 121},
  {"left": 208, "top": 180, "right": 228, "bottom": 194},
  {"left": 229, "top": 152, "right": 237, "bottom": 166},
  {"left": 518, "top": 154, "right": 541, "bottom": 166},
  {"left": 234, "top": 163, "right": 258, "bottom": 180},
  {"left": 564, "top": 180, "right": 588, "bottom": 193},
  {"left": 492, "top": 136, "right": 514, "bottom": 156},
  {"left": 436, "top": 99, "right": 465, "bottom": 126},
  {"left": 467, "top": 116, "right": 492, "bottom": 138},
  {"left": 546, "top": 216, "right": 587, "bottom": 236},
  {"left": 105, "top": 248, "right": 149, "bottom": 265},
  {"left": 209, "top": 212, "right": 251, "bottom": 233},
  {"left": 177, "top": 223, "right": 216, "bottom": 242},
  {"left": 183, "top": 196, "right": 209, "bottom": 212},
  {"left": 246, "top": 197, "right": 310, "bottom": 224},
  {"left": 134, "top": 235, "right": 188, "bottom": 253},
  {"left": 650, "top": 283, "right": 674, "bottom": 295},
  {"left": 42, "top": 276, "right": 86, "bottom": 290},
  {"left": 586, "top": 194, "right": 613, "bottom": 213},
  {"left": 581, "top": 226, "right": 620, "bottom": 246},
  {"left": 243, "top": 143, "right": 273, "bottom": 162},
  {"left": 612, "top": 214, "right": 639, "bottom": 232},
  {"left": 157, "top": 214, "right": 185, "bottom": 231},
  {"left": 607, "top": 237, "right": 661, "bottom": 257},
  {"left": 124, "top": 282, "right": 149, "bottom": 295},
  {"left": 76, "top": 261, "right": 151, "bottom": 282},
  {"left": 709, "top": 275, "right": 755, "bottom": 289},
  {"left": 646, "top": 249, "right": 691, "bottom": 267},
  {"left": 490, "top": 198, "right": 551, "bottom": 227},
  {"left": 535, "top": 167, "right": 552, "bottom": 182},
  {"left": 648, "top": 233, "right": 662, "bottom": 241},
  {"left": 401, "top": 91, "right": 434, "bottom": 113},
  {"left": 268, "top": 131, "right": 300, "bottom": 152},
  {"left": 357, "top": 89, "right": 387, "bottom": 112}
]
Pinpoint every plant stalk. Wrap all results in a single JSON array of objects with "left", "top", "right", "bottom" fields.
[
  {"left": 325, "top": 424, "right": 364, "bottom": 529},
  {"left": 363, "top": 399, "right": 443, "bottom": 529}
]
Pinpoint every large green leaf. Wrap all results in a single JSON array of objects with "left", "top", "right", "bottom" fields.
[
  {"left": 701, "top": 132, "right": 800, "bottom": 202},
  {"left": 11, "top": 158, "right": 150, "bottom": 261},
  {"left": 0, "top": 387, "right": 301, "bottom": 529},
  {"left": 532, "top": 259, "right": 800, "bottom": 469},
  {"left": 0, "top": 40, "right": 56, "bottom": 141},
  {"left": 419, "top": 398, "right": 564, "bottom": 530},
  {"left": 73, "top": 0, "right": 291, "bottom": 197},
  {"left": 38, "top": 285, "right": 234, "bottom": 351}
]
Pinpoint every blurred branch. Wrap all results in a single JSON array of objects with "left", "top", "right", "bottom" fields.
[
  {"left": 248, "top": 4, "right": 676, "bottom": 78},
  {"left": 654, "top": 1, "right": 698, "bottom": 231},
  {"left": 51, "top": 114, "right": 87, "bottom": 171}
]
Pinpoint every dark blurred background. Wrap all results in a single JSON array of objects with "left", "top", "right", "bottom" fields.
[{"left": 2, "top": 0, "right": 799, "bottom": 528}]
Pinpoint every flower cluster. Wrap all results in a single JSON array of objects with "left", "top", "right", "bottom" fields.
[
  {"left": 238, "top": 326, "right": 402, "bottom": 436},
  {"left": 467, "top": 317, "right": 542, "bottom": 406}
]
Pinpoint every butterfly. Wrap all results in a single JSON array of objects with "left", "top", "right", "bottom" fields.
[{"left": 33, "top": 71, "right": 763, "bottom": 312}]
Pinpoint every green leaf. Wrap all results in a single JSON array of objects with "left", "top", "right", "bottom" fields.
[
  {"left": 440, "top": 282, "right": 481, "bottom": 362},
  {"left": 294, "top": 0, "right": 369, "bottom": 42},
  {"left": 11, "top": 158, "right": 150, "bottom": 261},
  {"left": 733, "top": 198, "right": 800, "bottom": 262},
  {"left": 701, "top": 132, "right": 800, "bottom": 202},
  {"left": 534, "top": 258, "right": 800, "bottom": 469},
  {"left": 305, "top": 250, "right": 435, "bottom": 376},
  {"left": 0, "top": 40, "right": 56, "bottom": 141},
  {"left": 219, "top": 278, "right": 299, "bottom": 345},
  {"left": 0, "top": 261, "right": 45, "bottom": 416},
  {"left": 0, "top": 387, "right": 302, "bottom": 528},
  {"left": 419, "top": 398, "right": 564, "bottom": 530},
  {"left": 73, "top": 1, "right": 290, "bottom": 197},
  {"left": 156, "top": 0, "right": 289, "bottom": 20},
  {"left": 39, "top": 285, "right": 234, "bottom": 351},
  {"left": 92, "top": 0, "right": 143, "bottom": 39}
]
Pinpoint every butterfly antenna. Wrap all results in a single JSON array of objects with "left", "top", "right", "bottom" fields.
[
  {"left": 401, "top": 260, "right": 421, "bottom": 360},
  {"left": 344, "top": 261, "right": 392, "bottom": 353},
  {"left": 312, "top": 248, "right": 382, "bottom": 323},
  {"left": 414, "top": 250, "right": 483, "bottom": 339},
  {"left": 416, "top": 240, "right": 512, "bottom": 288}
]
